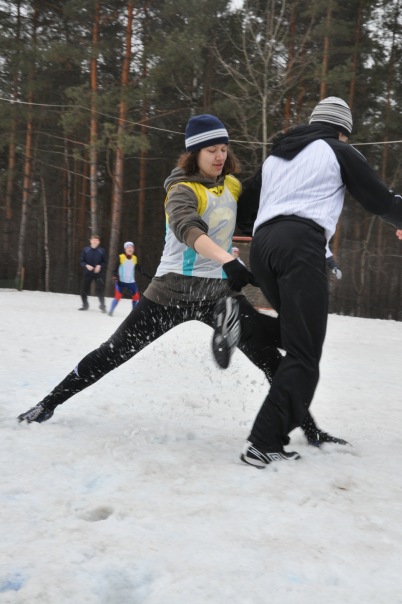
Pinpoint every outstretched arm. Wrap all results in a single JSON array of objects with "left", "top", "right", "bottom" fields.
[{"left": 335, "top": 142, "right": 402, "bottom": 228}]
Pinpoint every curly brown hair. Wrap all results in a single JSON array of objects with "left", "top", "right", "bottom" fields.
[{"left": 176, "top": 147, "right": 241, "bottom": 177}]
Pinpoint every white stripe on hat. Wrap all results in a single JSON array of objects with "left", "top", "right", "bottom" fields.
[
  {"left": 309, "top": 96, "right": 353, "bottom": 134},
  {"left": 185, "top": 128, "right": 229, "bottom": 148}
]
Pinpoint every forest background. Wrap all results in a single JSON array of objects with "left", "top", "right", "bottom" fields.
[{"left": 1, "top": 0, "right": 402, "bottom": 320}]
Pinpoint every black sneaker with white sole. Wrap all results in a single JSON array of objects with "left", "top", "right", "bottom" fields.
[
  {"left": 212, "top": 297, "right": 241, "bottom": 369},
  {"left": 17, "top": 402, "right": 55, "bottom": 424},
  {"left": 240, "top": 441, "right": 301, "bottom": 468}
]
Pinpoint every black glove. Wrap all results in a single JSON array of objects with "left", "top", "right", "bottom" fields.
[
  {"left": 326, "top": 255, "right": 342, "bottom": 279},
  {"left": 223, "top": 258, "right": 254, "bottom": 291}
]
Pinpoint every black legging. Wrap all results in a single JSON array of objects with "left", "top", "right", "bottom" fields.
[{"left": 40, "top": 294, "right": 283, "bottom": 408}]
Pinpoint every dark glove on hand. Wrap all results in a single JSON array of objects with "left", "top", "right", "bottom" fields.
[
  {"left": 331, "top": 267, "right": 342, "bottom": 280},
  {"left": 223, "top": 258, "right": 254, "bottom": 291},
  {"left": 326, "top": 255, "right": 342, "bottom": 280}
]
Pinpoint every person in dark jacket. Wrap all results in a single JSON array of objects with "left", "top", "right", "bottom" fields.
[
  {"left": 228, "top": 96, "right": 402, "bottom": 468},
  {"left": 79, "top": 235, "right": 107, "bottom": 312}
]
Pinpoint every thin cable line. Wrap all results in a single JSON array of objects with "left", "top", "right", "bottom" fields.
[
  {"left": 1, "top": 96, "right": 402, "bottom": 146},
  {"left": 0, "top": 96, "right": 183, "bottom": 135}
]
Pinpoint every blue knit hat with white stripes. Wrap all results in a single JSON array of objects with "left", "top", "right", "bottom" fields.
[
  {"left": 185, "top": 114, "right": 229, "bottom": 152},
  {"left": 309, "top": 97, "right": 353, "bottom": 136}
]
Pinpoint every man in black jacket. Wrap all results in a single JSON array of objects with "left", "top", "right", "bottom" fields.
[
  {"left": 79, "top": 235, "right": 107, "bottom": 312},
  {"left": 232, "top": 96, "right": 402, "bottom": 467}
]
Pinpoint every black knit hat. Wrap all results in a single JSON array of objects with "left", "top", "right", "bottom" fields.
[
  {"left": 185, "top": 114, "right": 229, "bottom": 152},
  {"left": 309, "top": 96, "right": 353, "bottom": 136}
]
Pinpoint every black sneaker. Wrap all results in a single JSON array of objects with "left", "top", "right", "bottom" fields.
[
  {"left": 78, "top": 305, "right": 89, "bottom": 311},
  {"left": 99, "top": 305, "right": 107, "bottom": 313},
  {"left": 17, "top": 402, "right": 55, "bottom": 424},
  {"left": 306, "top": 429, "right": 349, "bottom": 448},
  {"left": 240, "top": 441, "right": 301, "bottom": 468},
  {"left": 212, "top": 297, "right": 241, "bottom": 369}
]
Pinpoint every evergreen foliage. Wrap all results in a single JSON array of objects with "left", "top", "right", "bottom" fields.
[{"left": 0, "top": 0, "right": 401, "bottom": 318}]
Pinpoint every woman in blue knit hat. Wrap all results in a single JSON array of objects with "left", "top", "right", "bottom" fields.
[{"left": 18, "top": 114, "right": 342, "bottom": 462}]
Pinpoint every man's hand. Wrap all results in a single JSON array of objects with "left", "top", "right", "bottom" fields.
[
  {"left": 223, "top": 259, "right": 254, "bottom": 291},
  {"left": 86, "top": 264, "right": 94, "bottom": 271},
  {"left": 94, "top": 265, "right": 101, "bottom": 274},
  {"left": 326, "top": 255, "right": 342, "bottom": 279}
]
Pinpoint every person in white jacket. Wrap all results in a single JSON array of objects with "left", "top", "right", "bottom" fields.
[{"left": 225, "top": 96, "right": 402, "bottom": 468}]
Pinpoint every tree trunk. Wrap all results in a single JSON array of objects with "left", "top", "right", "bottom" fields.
[
  {"left": 4, "top": 104, "right": 17, "bottom": 222},
  {"left": 89, "top": 1, "right": 100, "bottom": 235},
  {"left": 41, "top": 176, "right": 50, "bottom": 292},
  {"left": 3, "top": 107, "right": 17, "bottom": 267},
  {"left": 333, "top": 1, "right": 364, "bottom": 266},
  {"left": 138, "top": 65, "right": 148, "bottom": 247},
  {"left": 4, "top": 2, "right": 22, "bottom": 273},
  {"left": 138, "top": 3, "right": 150, "bottom": 250},
  {"left": 16, "top": 5, "right": 39, "bottom": 287},
  {"left": 16, "top": 89, "right": 34, "bottom": 287},
  {"left": 283, "top": 4, "right": 296, "bottom": 130},
  {"left": 348, "top": 0, "right": 364, "bottom": 110},
  {"left": 106, "top": 0, "right": 134, "bottom": 292},
  {"left": 320, "top": 1, "right": 332, "bottom": 99},
  {"left": 381, "top": 1, "right": 399, "bottom": 180},
  {"left": 64, "top": 141, "right": 74, "bottom": 293},
  {"left": 373, "top": 2, "right": 401, "bottom": 313},
  {"left": 4, "top": 0, "right": 22, "bottom": 226}
]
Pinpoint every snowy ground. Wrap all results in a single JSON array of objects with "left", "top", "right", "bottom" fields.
[{"left": 1, "top": 290, "right": 402, "bottom": 604}]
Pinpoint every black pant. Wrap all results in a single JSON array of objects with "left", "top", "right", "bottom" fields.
[
  {"left": 81, "top": 272, "right": 105, "bottom": 308},
  {"left": 248, "top": 218, "right": 328, "bottom": 449},
  {"left": 41, "top": 295, "right": 282, "bottom": 408}
]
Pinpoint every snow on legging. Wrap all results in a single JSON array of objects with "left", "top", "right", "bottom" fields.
[{"left": 39, "top": 295, "right": 282, "bottom": 410}]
